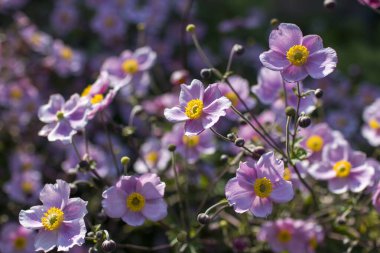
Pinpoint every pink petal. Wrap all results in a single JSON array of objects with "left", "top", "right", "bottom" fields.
[
  {"left": 305, "top": 47, "right": 337, "bottom": 79},
  {"left": 179, "top": 79, "right": 204, "bottom": 108},
  {"left": 281, "top": 65, "right": 308, "bottom": 82},
  {"left": 141, "top": 198, "right": 167, "bottom": 221},
  {"left": 269, "top": 23, "right": 303, "bottom": 53},
  {"left": 122, "top": 210, "right": 145, "bottom": 226},
  {"left": 203, "top": 96, "right": 231, "bottom": 115},
  {"left": 164, "top": 107, "right": 188, "bottom": 122},
  {"left": 101, "top": 187, "right": 127, "bottom": 218},
  {"left": 302, "top": 35, "right": 323, "bottom": 54},
  {"left": 35, "top": 230, "right": 58, "bottom": 252},
  {"left": 184, "top": 119, "right": 204, "bottom": 136},
  {"left": 260, "top": 50, "right": 290, "bottom": 71},
  {"left": 63, "top": 198, "right": 88, "bottom": 221},
  {"left": 40, "top": 180, "right": 70, "bottom": 209},
  {"left": 203, "top": 83, "right": 222, "bottom": 107},
  {"left": 19, "top": 206, "right": 45, "bottom": 229},
  {"left": 57, "top": 220, "right": 86, "bottom": 251},
  {"left": 328, "top": 178, "right": 348, "bottom": 194},
  {"left": 250, "top": 196, "right": 273, "bottom": 218},
  {"left": 270, "top": 180, "right": 294, "bottom": 203},
  {"left": 225, "top": 178, "right": 253, "bottom": 213}
]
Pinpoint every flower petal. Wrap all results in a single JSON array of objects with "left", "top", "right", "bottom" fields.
[
  {"left": 184, "top": 120, "right": 204, "bottom": 136},
  {"left": 179, "top": 79, "right": 204, "bottom": 108},
  {"left": 270, "top": 180, "right": 294, "bottom": 203},
  {"left": 35, "top": 230, "right": 58, "bottom": 252},
  {"left": 57, "top": 220, "right": 86, "bottom": 251},
  {"left": 63, "top": 198, "right": 88, "bottom": 221},
  {"left": 281, "top": 65, "right": 308, "bottom": 82},
  {"left": 134, "top": 47, "right": 157, "bottom": 70},
  {"left": 305, "top": 47, "right": 337, "bottom": 79},
  {"left": 164, "top": 107, "right": 188, "bottom": 122},
  {"left": 19, "top": 206, "right": 45, "bottom": 229},
  {"left": 328, "top": 178, "right": 348, "bottom": 194},
  {"left": 47, "top": 120, "right": 76, "bottom": 144},
  {"left": 40, "top": 180, "right": 70, "bottom": 209},
  {"left": 225, "top": 178, "right": 253, "bottom": 213},
  {"left": 141, "top": 198, "right": 168, "bottom": 221},
  {"left": 250, "top": 196, "right": 273, "bottom": 218},
  {"left": 269, "top": 23, "right": 303, "bottom": 53},
  {"left": 302, "top": 35, "right": 323, "bottom": 54},
  {"left": 259, "top": 50, "right": 290, "bottom": 71},
  {"left": 121, "top": 210, "right": 145, "bottom": 226},
  {"left": 38, "top": 94, "right": 64, "bottom": 123},
  {"left": 101, "top": 187, "right": 127, "bottom": 218},
  {"left": 203, "top": 83, "right": 222, "bottom": 107}
]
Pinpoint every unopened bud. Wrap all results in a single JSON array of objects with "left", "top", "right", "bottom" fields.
[
  {"left": 186, "top": 24, "right": 196, "bottom": 33},
  {"left": 285, "top": 106, "right": 296, "bottom": 117},
  {"left": 168, "top": 144, "right": 176, "bottom": 152},
  {"left": 177, "top": 231, "right": 188, "bottom": 243},
  {"left": 299, "top": 116, "right": 311, "bottom": 128},
  {"left": 234, "top": 138, "right": 245, "bottom": 147},
  {"left": 200, "top": 68, "right": 212, "bottom": 80},
  {"left": 197, "top": 213, "right": 211, "bottom": 225},
  {"left": 220, "top": 154, "right": 229, "bottom": 163},
  {"left": 314, "top": 89, "right": 323, "bottom": 99},
  {"left": 270, "top": 18, "right": 279, "bottom": 27},
  {"left": 121, "top": 156, "right": 130, "bottom": 166},
  {"left": 324, "top": 0, "right": 336, "bottom": 9},
  {"left": 102, "top": 240, "right": 116, "bottom": 252},
  {"left": 233, "top": 44, "right": 245, "bottom": 56}
]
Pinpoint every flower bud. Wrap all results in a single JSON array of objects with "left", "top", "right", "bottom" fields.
[
  {"left": 88, "top": 247, "right": 98, "bottom": 253},
  {"left": 120, "top": 156, "right": 130, "bottom": 166},
  {"left": 168, "top": 144, "right": 176, "bottom": 152},
  {"left": 197, "top": 213, "right": 211, "bottom": 225},
  {"left": 186, "top": 24, "right": 196, "bottom": 33},
  {"left": 227, "top": 133, "right": 237, "bottom": 141},
  {"left": 170, "top": 69, "right": 189, "bottom": 86},
  {"left": 79, "top": 160, "right": 90, "bottom": 171},
  {"left": 220, "top": 154, "right": 229, "bottom": 163},
  {"left": 270, "top": 18, "right": 279, "bottom": 27},
  {"left": 299, "top": 116, "right": 311, "bottom": 128},
  {"left": 324, "top": 0, "right": 336, "bottom": 9},
  {"left": 285, "top": 106, "right": 296, "bottom": 117},
  {"left": 233, "top": 44, "right": 245, "bottom": 56},
  {"left": 200, "top": 68, "right": 212, "bottom": 80},
  {"left": 234, "top": 138, "right": 245, "bottom": 147},
  {"left": 69, "top": 183, "right": 78, "bottom": 194},
  {"left": 102, "top": 240, "right": 117, "bottom": 252},
  {"left": 95, "top": 231, "right": 104, "bottom": 240},
  {"left": 177, "top": 231, "right": 188, "bottom": 243},
  {"left": 314, "top": 89, "right": 323, "bottom": 99}
]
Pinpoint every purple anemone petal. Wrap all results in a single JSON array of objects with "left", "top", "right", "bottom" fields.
[
  {"left": 164, "top": 107, "right": 188, "bottom": 122},
  {"left": 305, "top": 47, "right": 337, "bottom": 79},
  {"left": 179, "top": 79, "right": 204, "bottom": 107},
  {"left": 250, "top": 196, "right": 273, "bottom": 218},
  {"left": 39, "top": 179, "right": 70, "bottom": 209},
  {"left": 35, "top": 230, "right": 58, "bottom": 252},
  {"left": 141, "top": 198, "right": 167, "bottom": 221},
  {"left": 260, "top": 50, "right": 290, "bottom": 71},
  {"left": 63, "top": 198, "right": 88, "bottom": 221},
  {"left": 269, "top": 23, "right": 303, "bottom": 53},
  {"left": 225, "top": 178, "right": 253, "bottom": 213},
  {"left": 57, "top": 220, "right": 86, "bottom": 251},
  {"left": 184, "top": 120, "right": 204, "bottom": 136},
  {"left": 19, "top": 206, "right": 45, "bottom": 229},
  {"left": 101, "top": 187, "right": 127, "bottom": 218},
  {"left": 281, "top": 65, "right": 308, "bottom": 82},
  {"left": 302, "top": 35, "right": 323, "bottom": 54},
  {"left": 270, "top": 181, "right": 294, "bottom": 203},
  {"left": 122, "top": 210, "right": 145, "bottom": 226}
]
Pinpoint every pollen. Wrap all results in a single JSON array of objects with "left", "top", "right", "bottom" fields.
[
  {"left": 81, "top": 85, "right": 92, "bottom": 97},
  {"left": 13, "top": 236, "right": 27, "bottom": 250},
  {"left": 369, "top": 118, "right": 380, "bottom": 130},
  {"left": 283, "top": 167, "right": 292, "bottom": 181},
  {"left": 60, "top": 47, "right": 73, "bottom": 60},
  {"left": 122, "top": 59, "right": 139, "bottom": 74},
  {"left": 253, "top": 177, "right": 273, "bottom": 198},
  {"left": 185, "top": 99, "right": 204, "bottom": 119},
  {"left": 56, "top": 111, "right": 65, "bottom": 121},
  {"left": 286, "top": 45, "right": 309, "bottom": 66},
  {"left": 306, "top": 135, "right": 324, "bottom": 152},
  {"left": 126, "top": 192, "right": 146, "bottom": 212},
  {"left": 91, "top": 94, "right": 104, "bottom": 104},
  {"left": 224, "top": 91, "right": 239, "bottom": 107},
  {"left": 41, "top": 207, "right": 64, "bottom": 231},
  {"left": 333, "top": 160, "right": 352, "bottom": 178},
  {"left": 182, "top": 135, "right": 200, "bottom": 148},
  {"left": 277, "top": 229, "right": 292, "bottom": 243},
  {"left": 145, "top": 151, "right": 159, "bottom": 164}
]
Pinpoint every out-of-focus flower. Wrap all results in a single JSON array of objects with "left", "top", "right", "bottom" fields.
[
  {"left": 101, "top": 47, "right": 156, "bottom": 97},
  {"left": 225, "top": 152, "right": 294, "bottom": 218},
  {"left": 91, "top": 6, "right": 126, "bottom": 43},
  {"left": 358, "top": 0, "right": 380, "bottom": 10},
  {"left": 50, "top": 2, "right": 79, "bottom": 36},
  {"left": 19, "top": 180, "right": 88, "bottom": 252},
  {"left": 326, "top": 109, "right": 359, "bottom": 138},
  {"left": 0, "top": 222, "right": 35, "bottom": 253},
  {"left": 102, "top": 173, "right": 167, "bottom": 226},
  {"left": 362, "top": 98, "right": 380, "bottom": 147},
  {"left": 19, "top": 25, "right": 53, "bottom": 54},
  {"left": 217, "top": 75, "right": 256, "bottom": 119},
  {"left": 4, "top": 170, "right": 42, "bottom": 204},
  {"left": 163, "top": 124, "right": 215, "bottom": 164},
  {"left": 372, "top": 182, "right": 380, "bottom": 213},
  {"left": 38, "top": 94, "right": 89, "bottom": 144},
  {"left": 134, "top": 138, "right": 171, "bottom": 173},
  {"left": 252, "top": 67, "right": 284, "bottom": 105},
  {"left": 142, "top": 92, "right": 178, "bottom": 116},
  {"left": 164, "top": 79, "right": 231, "bottom": 136},
  {"left": 260, "top": 23, "right": 337, "bottom": 82},
  {"left": 309, "top": 140, "right": 374, "bottom": 194}
]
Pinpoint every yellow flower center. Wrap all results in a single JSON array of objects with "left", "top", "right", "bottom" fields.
[
  {"left": 182, "top": 135, "right": 200, "bottom": 148},
  {"left": 10, "top": 88, "right": 23, "bottom": 100},
  {"left": 13, "top": 236, "right": 27, "bottom": 250},
  {"left": 22, "top": 162, "right": 32, "bottom": 171},
  {"left": 41, "top": 207, "right": 64, "bottom": 231},
  {"left": 145, "top": 151, "right": 158, "bottom": 165},
  {"left": 56, "top": 111, "right": 64, "bottom": 121},
  {"left": 122, "top": 59, "right": 139, "bottom": 74},
  {"left": 286, "top": 45, "right": 309, "bottom": 66},
  {"left": 81, "top": 85, "right": 92, "bottom": 97},
  {"left": 104, "top": 17, "right": 115, "bottom": 27},
  {"left": 283, "top": 167, "right": 291, "bottom": 181},
  {"left": 277, "top": 229, "right": 292, "bottom": 243},
  {"left": 21, "top": 182, "right": 33, "bottom": 194},
  {"left": 225, "top": 91, "right": 239, "bottom": 107},
  {"left": 309, "top": 237, "right": 318, "bottom": 249},
  {"left": 369, "top": 118, "right": 380, "bottom": 130},
  {"left": 306, "top": 135, "right": 324, "bottom": 152},
  {"left": 31, "top": 34, "right": 41, "bottom": 45},
  {"left": 333, "top": 160, "right": 351, "bottom": 178},
  {"left": 91, "top": 94, "right": 104, "bottom": 104},
  {"left": 60, "top": 47, "right": 73, "bottom": 60},
  {"left": 126, "top": 192, "right": 145, "bottom": 212},
  {"left": 185, "top": 99, "right": 203, "bottom": 119},
  {"left": 253, "top": 177, "right": 273, "bottom": 198}
]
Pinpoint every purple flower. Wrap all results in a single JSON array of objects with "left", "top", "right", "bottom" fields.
[
  {"left": 372, "top": 182, "right": 380, "bottom": 213},
  {"left": 50, "top": 3, "right": 79, "bottom": 36},
  {"left": 101, "top": 47, "right": 156, "bottom": 96},
  {"left": 101, "top": 173, "right": 167, "bottom": 226},
  {"left": 0, "top": 222, "right": 35, "bottom": 253},
  {"left": 134, "top": 138, "right": 171, "bottom": 173},
  {"left": 4, "top": 170, "right": 42, "bottom": 204},
  {"left": 38, "top": 94, "right": 89, "bottom": 144},
  {"left": 19, "top": 180, "right": 88, "bottom": 252},
  {"left": 162, "top": 124, "right": 215, "bottom": 164},
  {"left": 19, "top": 25, "right": 53, "bottom": 54},
  {"left": 260, "top": 23, "right": 337, "bottom": 82},
  {"left": 309, "top": 140, "right": 374, "bottom": 194},
  {"left": 362, "top": 98, "right": 380, "bottom": 147},
  {"left": 225, "top": 152, "right": 294, "bottom": 218},
  {"left": 252, "top": 67, "right": 284, "bottom": 105},
  {"left": 164, "top": 79, "right": 231, "bottom": 136},
  {"left": 91, "top": 6, "right": 126, "bottom": 43},
  {"left": 217, "top": 75, "right": 256, "bottom": 119}
]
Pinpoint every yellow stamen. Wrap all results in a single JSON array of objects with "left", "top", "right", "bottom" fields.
[
  {"left": 21, "top": 182, "right": 33, "bottom": 194},
  {"left": 31, "top": 34, "right": 41, "bottom": 45},
  {"left": 224, "top": 91, "right": 239, "bottom": 107},
  {"left": 185, "top": 99, "right": 203, "bottom": 119},
  {"left": 104, "top": 17, "right": 115, "bottom": 27},
  {"left": 277, "top": 229, "right": 292, "bottom": 243},
  {"left": 10, "top": 88, "right": 23, "bottom": 100},
  {"left": 122, "top": 59, "right": 139, "bottom": 74},
  {"left": 56, "top": 111, "right": 64, "bottom": 121},
  {"left": 283, "top": 167, "right": 291, "bottom": 181},
  {"left": 13, "top": 236, "right": 27, "bottom": 250},
  {"left": 253, "top": 177, "right": 273, "bottom": 198},
  {"left": 81, "top": 85, "right": 92, "bottom": 97},
  {"left": 126, "top": 192, "right": 145, "bottom": 212},
  {"left": 309, "top": 237, "right": 318, "bottom": 249},
  {"left": 91, "top": 94, "right": 104, "bottom": 104},
  {"left": 306, "top": 135, "right": 324, "bottom": 152},
  {"left": 369, "top": 118, "right": 380, "bottom": 130},
  {"left": 41, "top": 207, "right": 64, "bottom": 231},
  {"left": 286, "top": 45, "right": 309, "bottom": 66},
  {"left": 145, "top": 151, "right": 158, "bottom": 165},
  {"left": 333, "top": 160, "right": 351, "bottom": 178},
  {"left": 182, "top": 135, "right": 200, "bottom": 148},
  {"left": 60, "top": 47, "right": 73, "bottom": 60}
]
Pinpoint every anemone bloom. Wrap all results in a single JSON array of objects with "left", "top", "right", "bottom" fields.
[
  {"left": 225, "top": 152, "right": 294, "bottom": 218},
  {"left": 361, "top": 98, "right": 380, "bottom": 147},
  {"left": 164, "top": 79, "right": 231, "bottom": 136},
  {"left": 38, "top": 94, "right": 89, "bottom": 144},
  {"left": 101, "top": 173, "right": 167, "bottom": 226},
  {"left": 19, "top": 180, "right": 88, "bottom": 252},
  {"left": 260, "top": 23, "right": 337, "bottom": 82}
]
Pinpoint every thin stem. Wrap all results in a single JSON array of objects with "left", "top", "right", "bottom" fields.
[
  {"left": 282, "top": 80, "right": 289, "bottom": 108},
  {"left": 225, "top": 47, "right": 235, "bottom": 74},
  {"left": 100, "top": 112, "right": 121, "bottom": 176},
  {"left": 71, "top": 139, "right": 82, "bottom": 161},
  {"left": 210, "top": 127, "right": 254, "bottom": 155},
  {"left": 83, "top": 128, "right": 90, "bottom": 156},
  {"left": 291, "top": 82, "right": 302, "bottom": 154},
  {"left": 205, "top": 200, "right": 228, "bottom": 214},
  {"left": 118, "top": 243, "right": 173, "bottom": 251},
  {"left": 180, "top": 0, "right": 194, "bottom": 68}
]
